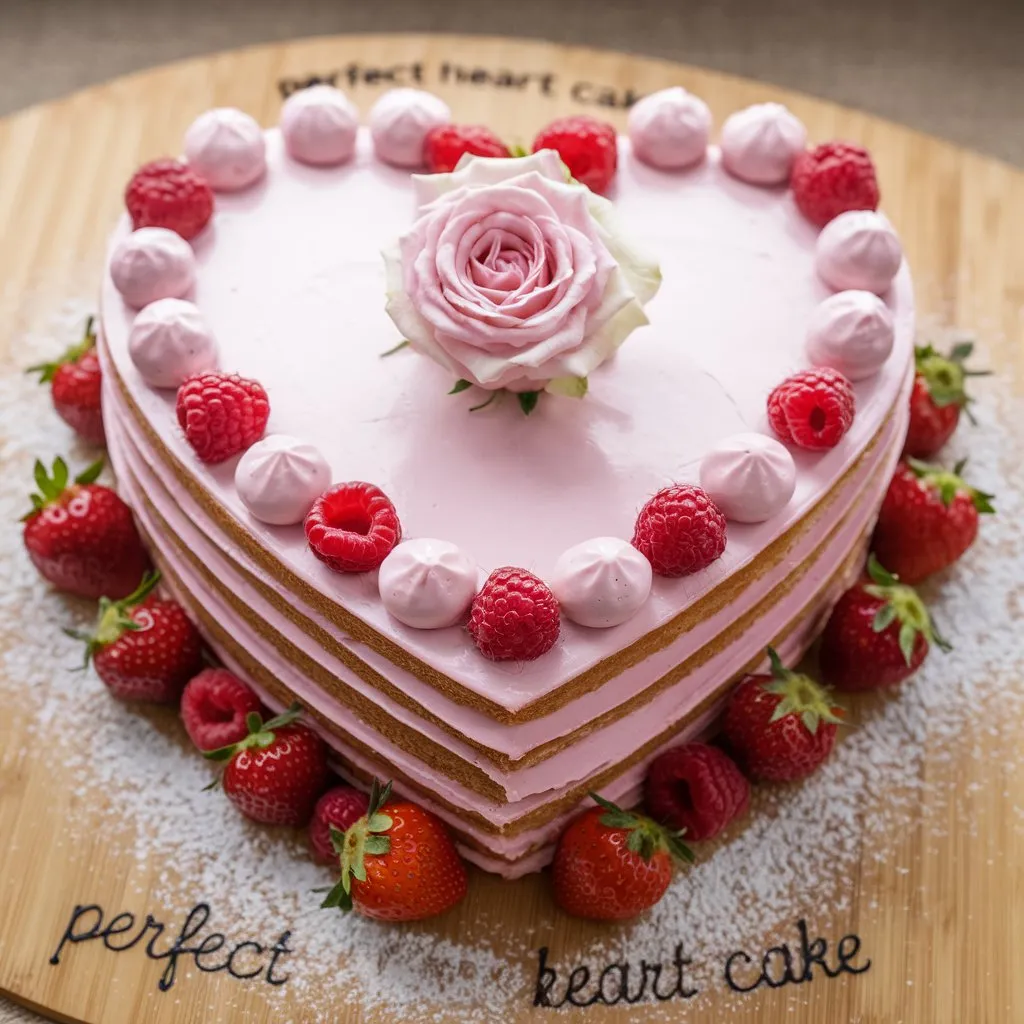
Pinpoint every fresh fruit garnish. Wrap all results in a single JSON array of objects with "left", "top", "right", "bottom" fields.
[
  {"left": 819, "top": 554, "right": 949, "bottom": 691},
  {"left": 304, "top": 482, "right": 402, "bottom": 573},
  {"left": 424, "top": 124, "right": 511, "bottom": 173},
  {"left": 204, "top": 703, "right": 330, "bottom": 827},
  {"left": 27, "top": 315, "right": 105, "bottom": 445},
  {"left": 551, "top": 792, "right": 693, "bottom": 921},
  {"left": 320, "top": 779, "right": 467, "bottom": 921},
  {"left": 66, "top": 570, "right": 203, "bottom": 703},
  {"left": 631, "top": 484, "right": 727, "bottom": 577},
  {"left": 125, "top": 159, "right": 214, "bottom": 240},
  {"left": 181, "top": 667, "right": 262, "bottom": 750},
  {"left": 644, "top": 742, "right": 750, "bottom": 841},
  {"left": 468, "top": 566, "right": 560, "bottom": 661},
  {"left": 532, "top": 115, "right": 618, "bottom": 193},
  {"left": 723, "top": 647, "right": 843, "bottom": 782},
  {"left": 22, "top": 456, "right": 149, "bottom": 600},
  {"left": 790, "top": 141, "right": 880, "bottom": 227},
  {"left": 872, "top": 458, "right": 995, "bottom": 584},
  {"left": 309, "top": 785, "right": 371, "bottom": 865},
  {"left": 904, "top": 340, "right": 990, "bottom": 458},
  {"left": 175, "top": 372, "right": 270, "bottom": 464},
  {"left": 767, "top": 367, "right": 856, "bottom": 450}
]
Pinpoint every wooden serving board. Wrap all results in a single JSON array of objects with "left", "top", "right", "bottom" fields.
[{"left": 1, "top": 33, "right": 1023, "bottom": 1024}]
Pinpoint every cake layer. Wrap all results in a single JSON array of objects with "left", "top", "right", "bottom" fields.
[{"left": 98, "top": 128, "right": 916, "bottom": 717}]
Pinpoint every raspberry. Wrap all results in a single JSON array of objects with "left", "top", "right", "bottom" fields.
[
  {"left": 304, "top": 482, "right": 401, "bottom": 573},
  {"left": 424, "top": 124, "right": 511, "bottom": 173},
  {"left": 631, "top": 484, "right": 727, "bottom": 577},
  {"left": 181, "top": 668, "right": 262, "bottom": 751},
  {"left": 468, "top": 567, "right": 560, "bottom": 661},
  {"left": 125, "top": 159, "right": 214, "bottom": 241},
  {"left": 790, "top": 141, "right": 880, "bottom": 227},
  {"left": 644, "top": 743, "right": 750, "bottom": 841},
  {"left": 532, "top": 115, "right": 618, "bottom": 193},
  {"left": 308, "top": 785, "right": 371, "bottom": 864},
  {"left": 176, "top": 372, "right": 270, "bottom": 464},
  {"left": 767, "top": 367, "right": 855, "bottom": 450}
]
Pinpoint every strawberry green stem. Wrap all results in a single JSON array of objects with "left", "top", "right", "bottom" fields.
[
  {"left": 907, "top": 457, "right": 995, "bottom": 513},
  {"left": 64, "top": 570, "right": 162, "bottom": 667},
  {"left": 763, "top": 647, "right": 843, "bottom": 735},
  {"left": 590, "top": 791, "right": 694, "bottom": 864},
  {"left": 26, "top": 316, "right": 97, "bottom": 384},
  {"left": 203, "top": 701, "right": 303, "bottom": 760},
  {"left": 864, "top": 554, "right": 950, "bottom": 664}
]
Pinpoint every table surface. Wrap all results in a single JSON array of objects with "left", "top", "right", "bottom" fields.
[{"left": 0, "top": 32, "right": 1022, "bottom": 1024}]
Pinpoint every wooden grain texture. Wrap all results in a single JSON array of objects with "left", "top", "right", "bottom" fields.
[{"left": 0, "top": 33, "right": 1022, "bottom": 1024}]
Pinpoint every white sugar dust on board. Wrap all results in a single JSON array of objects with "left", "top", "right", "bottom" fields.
[{"left": 1, "top": 295, "right": 1022, "bottom": 1023}]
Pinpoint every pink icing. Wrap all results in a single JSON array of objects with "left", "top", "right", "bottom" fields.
[
  {"left": 183, "top": 108, "right": 267, "bottom": 192},
  {"left": 127, "top": 297, "right": 218, "bottom": 389},
  {"left": 720, "top": 103, "right": 807, "bottom": 186},
  {"left": 816, "top": 210, "right": 903, "bottom": 294},
  {"left": 806, "top": 290, "right": 895, "bottom": 381},
  {"left": 234, "top": 434, "right": 332, "bottom": 526},
  {"left": 109, "top": 227, "right": 195, "bottom": 309},
  {"left": 280, "top": 85, "right": 360, "bottom": 167},
  {"left": 369, "top": 88, "right": 450, "bottom": 168},
  {"left": 699, "top": 432, "right": 797, "bottom": 523},
  {"left": 377, "top": 538, "right": 479, "bottom": 629},
  {"left": 550, "top": 537, "right": 652, "bottom": 628},
  {"left": 626, "top": 87, "right": 712, "bottom": 170}
]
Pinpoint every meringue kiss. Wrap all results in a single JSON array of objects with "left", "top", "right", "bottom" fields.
[
  {"left": 699, "top": 433, "right": 796, "bottom": 523},
  {"left": 377, "top": 538, "right": 479, "bottom": 629},
  {"left": 235, "top": 434, "right": 332, "bottom": 526},
  {"left": 550, "top": 537, "right": 653, "bottom": 628}
]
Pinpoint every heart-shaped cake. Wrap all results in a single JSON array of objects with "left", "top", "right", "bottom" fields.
[{"left": 97, "top": 89, "right": 914, "bottom": 877}]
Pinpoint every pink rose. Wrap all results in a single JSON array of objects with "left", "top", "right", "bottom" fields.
[{"left": 383, "top": 151, "right": 661, "bottom": 393}]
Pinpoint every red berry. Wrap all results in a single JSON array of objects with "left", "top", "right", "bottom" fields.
[
  {"left": 723, "top": 648, "right": 843, "bottom": 782},
  {"left": 767, "top": 367, "right": 855, "bottom": 450},
  {"left": 424, "top": 124, "right": 510, "bottom": 173},
  {"left": 320, "top": 780, "right": 467, "bottom": 921},
  {"left": 71, "top": 571, "right": 204, "bottom": 703},
  {"left": 532, "top": 115, "right": 618, "bottom": 193},
  {"left": 181, "top": 668, "right": 262, "bottom": 750},
  {"left": 819, "top": 555, "right": 948, "bottom": 692},
  {"left": 125, "top": 159, "right": 214, "bottom": 240},
  {"left": 790, "top": 141, "right": 880, "bottom": 227},
  {"left": 208, "top": 704, "right": 330, "bottom": 827},
  {"left": 904, "top": 341, "right": 989, "bottom": 459},
  {"left": 176, "top": 372, "right": 270, "bottom": 464},
  {"left": 872, "top": 459, "right": 995, "bottom": 584},
  {"left": 631, "top": 484, "right": 726, "bottom": 578},
  {"left": 551, "top": 793, "right": 693, "bottom": 921},
  {"left": 23, "top": 457, "right": 149, "bottom": 600},
  {"left": 309, "top": 785, "right": 371, "bottom": 865},
  {"left": 644, "top": 743, "right": 750, "bottom": 841},
  {"left": 468, "top": 566, "right": 560, "bottom": 661},
  {"left": 28, "top": 317, "right": 105, "bottom": 445},
  {"left": 304, "top": 482, "right": 401, "bottom": 573}
]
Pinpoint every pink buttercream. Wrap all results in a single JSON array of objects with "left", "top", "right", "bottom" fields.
[
  {"left": 699, "top": 433, "right": 797, "bottom": 523},
  {"left": 127, "top": 298, "right": 218, "bottom": 389},
  {"left": 280, "top": 85, "right": 360, "bottom": 167},
  {"left": 234, "top": 434, "right": 332, "bottom": 526},
  {"left": 183, "top": 108, "right": 267, "bottom": 192},
  {"left": 378, "top": 538, "right": 479, "bottom": 629},
  {"left": 720, "top": 103, "right": 807, "bottom": 186},
  {"left": 806, "top": 290, "right": 895, "bottom": 381},
  {"left": 109, "top": 227, "right": 195, "bottom": 309},
  {"left": 626, "top": 87, "right": 712, "bottom": 170},
  {"left": 816, "top": 210, "right": 903, "bottom": 294}
]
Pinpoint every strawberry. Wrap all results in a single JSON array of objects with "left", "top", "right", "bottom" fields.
[
  {"left": 551, "top": 792, "right": 693, "bottom": 921},
  {"left": 819, "top": 554, "right": 950, "bottom": 691},
  {"left": 723, "top": 648, "right": 843, "bottom": 782},
  {"left": 308, "top": 785, "right": 371, "bottom": 865},
  {"left": 67, "top": 570, "right": 204, "bottom": 703},
  {"left": 532, "top": 115, "right": 618, "bottom": 193},
  {"left": 904, "top": 340, "right": 990, "bottom": 458},
  {"left": 424, "top": 124, "right": 511, "bottom": 173},
  {"left": 22, "top": 457, "right": 150, "bottom": 600},
  {"left": 205, "top": 703, "right": 329, "bottom": 827},
  {"left": 27, "top": 316, "right": 105, "bottom": 445},
  {"left": 872, "top": 458, "right": 995, "bottom": 584},
  {"left": 320, "top": 779, "right": 467, "bottom": 921}
]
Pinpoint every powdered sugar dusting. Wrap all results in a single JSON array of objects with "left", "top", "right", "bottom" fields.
[{"left": 1, "top": 293, "right": 1021, "bottom": 1022}]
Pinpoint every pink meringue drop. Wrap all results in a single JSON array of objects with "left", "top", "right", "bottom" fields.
[
  {"left": 369, "top": 88, "right": 451, "bottom": 168},
  {"left": 815, "top": 210, "right": 903, "bottom": 295},
  {"left": 627, "top": 87, "right": 712, "bottom": 170},
  {"left": 183, "top": 108, "right": 267, "bottom": 192},
  {"left": 235, "top": 435, "right": 332, "bottom": 526},
  {"left": 280, "top": 85, "right": 360, "bottom": 167},
  {"left": 550, "top": 537, "right": 653, "bottom": 629},
  {"left": 128, "top": 298, "right": 218, "bottom": 389},
  {"left": 720, "top": 102, "right": 807, "bottom": 185},
  {"left": 109, "top": 227, "right": 196, "bottom": 309},
  {"left": 377, "top": 538, "right": 479, "bottom": 629},
  {"left": 699, "top": 433, "right": 796, "bottom": 524},
  {"left": 806, "top": 290, "right": 895, "bottom": 381}
]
